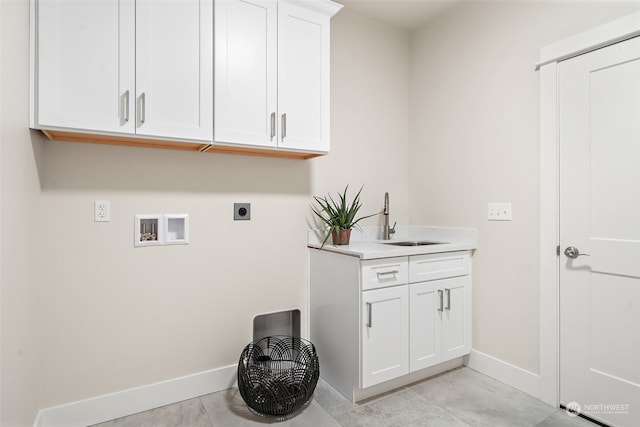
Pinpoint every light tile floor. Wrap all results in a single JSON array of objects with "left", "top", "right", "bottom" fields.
[{"left": 92, "top": 367, "right": 597, "bottom": 427}]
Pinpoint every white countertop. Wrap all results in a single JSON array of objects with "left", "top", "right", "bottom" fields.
[{"left": 307, "top": 226, "right": 477, "bottom": 260}]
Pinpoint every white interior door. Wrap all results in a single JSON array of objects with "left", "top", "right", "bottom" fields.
[{"left": 559, "top": 36, "right": 640, "bottom": 427}]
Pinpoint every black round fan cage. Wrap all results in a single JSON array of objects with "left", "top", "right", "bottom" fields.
[{"left": 237, "top": 335, "right": 320, "bottom": 417}]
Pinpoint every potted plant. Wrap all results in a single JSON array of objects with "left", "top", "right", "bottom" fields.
[{"left": 311, "top": 185, "right": 379, "bottom": 246}]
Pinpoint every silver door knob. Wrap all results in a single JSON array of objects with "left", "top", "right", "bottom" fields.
[{"left": 564, "top": 246, "right": 590, "bottom": 259}]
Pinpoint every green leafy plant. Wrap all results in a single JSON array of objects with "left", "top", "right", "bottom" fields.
[{"left": 311, "top": 185, "right": 379, "bottom": 247}]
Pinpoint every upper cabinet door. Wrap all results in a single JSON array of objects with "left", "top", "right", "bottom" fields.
[
  {"left": 214, "top": 0, "right": 278, "bottom": 147},
  {"left": 35, "top": 0, "right": 136, "bottom": 134},
  {"left": 277, "top": 2, "right": 330, "bottom": 153},
  {"left": 135, "top": 0, "right": 213, "bottom": 141}
]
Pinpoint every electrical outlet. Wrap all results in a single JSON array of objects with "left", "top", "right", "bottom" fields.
[
  {"left": 234, "top": 203, "right": 251, "bottom": 220},
  {"left": 95, "top": 200, "right": 111, "bottom": 222},
  {"left": 488, "top": 202, "right": 512, "bottom": 221}
]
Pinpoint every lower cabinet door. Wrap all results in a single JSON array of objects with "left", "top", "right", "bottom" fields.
[
  {"left": 409, "top": 281, "right": 443, "bottom": 371},
  {"left": 441, "top": 276, "right": 472, "bottom": 360},
  {"left": 361, "top": 285, "right": 409, "bottom": 388}
]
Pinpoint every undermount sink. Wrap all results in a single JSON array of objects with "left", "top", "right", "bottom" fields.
[{"left": 383, "top": 240, "right": 447, "bottom": 246}]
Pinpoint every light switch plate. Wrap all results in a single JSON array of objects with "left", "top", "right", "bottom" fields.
[{"left": 488, "top": 202, "right": 512, "bottom": 221}]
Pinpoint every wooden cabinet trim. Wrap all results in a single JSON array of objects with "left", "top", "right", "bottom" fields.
[{"left": 41, "top": 129, "right": 324, "bottom": 159}]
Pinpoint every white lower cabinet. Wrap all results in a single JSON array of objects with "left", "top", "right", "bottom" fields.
[
  {"left": 410, "top": 275, "right": 471, "bottom": 373},
  {"left": 440, "top": 276, "right": 472, "bottom": 360},
  {"left": 363, "top": 274, "right": 471, "bottom": 388},
  {"left": 361, "top": 253, "right": 471, "bottom": 388},
  {"left": 409, "top": 281, "right": 442, "bottom": 371},
  {"left": 361, "top": 285, "right": 409, "bottom": 388},
  {"left": 309, "top": 249, "right": 472, "bottom": 401}
]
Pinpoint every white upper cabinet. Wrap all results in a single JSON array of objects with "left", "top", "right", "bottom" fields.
[
  {"left": 214, "top": 0, "right": 340, "bottom": 154},
  {"left": 214, "top": 0, "right": 278, "bottom": 147},
  {"left": 135, "top": 0, "right": 212, "bottom": 140},
  {"left": 34, "top": 0, "right": 135, "bottom": 134},
  {"left": 277, "top": 1, "right": 330, "bottom": 152},
  {"left": 32, "top": 0, "right": 212, "bottom": 143}
]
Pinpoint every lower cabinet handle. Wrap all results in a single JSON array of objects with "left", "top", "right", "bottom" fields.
[
  {"left": 366, "top": 302, "right": 372, "bottom": 328},
  {"left": 445, "top": 288, "right": 451, "bottom": 310},
  {"left": 281, "top": 113, "right": 287, "bottom": 141},
  {"left": 376, "top": 270, "right": 399, "bottom": 279},
  {"left": 438, "top": 290, "right": 444, "bottom": 312}
]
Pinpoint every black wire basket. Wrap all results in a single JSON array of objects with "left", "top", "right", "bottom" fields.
[{"left": 237, "top": 335, "right": 320, "bottom": 416}]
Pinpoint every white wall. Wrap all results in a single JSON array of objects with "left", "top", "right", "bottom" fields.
[
  {"left": 409, "top": 0, "right": 640, "bottom": 375},
  {"left": 1, "top": 0, "right": 45, "bottom": 424},
  {"left": 37, "top": 10, "right": 409, "bottom": 408},
  {"left": 314, "top": 9, "right": 410, "bottom": 212}
]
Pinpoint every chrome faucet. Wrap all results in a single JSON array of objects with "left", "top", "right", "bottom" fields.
[{"left": 383, "top": 192, "right": 396, "bottom": 240}]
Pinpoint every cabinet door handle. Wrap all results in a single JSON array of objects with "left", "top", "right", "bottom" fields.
[
  {"left": 139, "top": 92, "right": 146, "bottom": 125},
  {"left": 121, "top": 90, "right": 130, "bottom": 123},
  {"left": 366, "top": 302, "right": 372, "bottom": 328},
  {"left": 270, "top": 112, "right": 276, "bottom": 141},
  {"left": 376, "top": 270, "right": 399, "bottom": 279},
  {"left": 445, "top": 288, "right": 451, "bottom": 310},
  {"left": 281, "top": 113, "right": 286, "bottom": 141},
  {"left": 438, "top": 290, "right": 444, "bottom": 312}
]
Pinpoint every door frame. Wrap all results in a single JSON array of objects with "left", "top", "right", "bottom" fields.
[{"left": 538, "top": 11, "right": 640, "bottom": 407}]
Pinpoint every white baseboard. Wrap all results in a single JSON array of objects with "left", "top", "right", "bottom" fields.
[
  {"left": 466, "top": 349, "right": 540, "bottom": 399},
  {"left": 34, "top": 364, "right": 237, "bottom": 427},
  {"left": 33, "top": 352, "right": 541, "bottom": 427}
]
